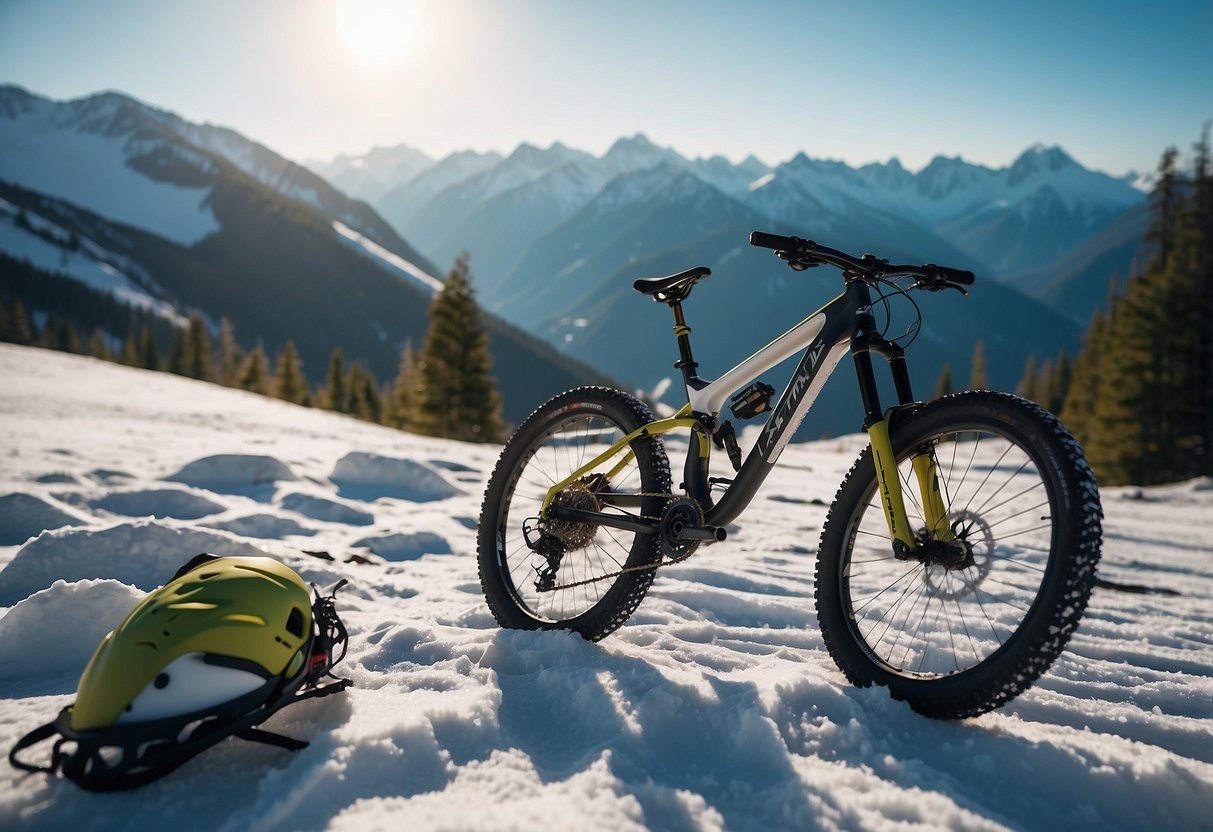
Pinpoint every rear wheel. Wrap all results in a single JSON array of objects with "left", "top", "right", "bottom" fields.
[
  {"left": 815, "top": 391, "right": 1102, "bottom": 719},
  {"left": 477, "top": 387, "right": 671, "bottom": 641}
]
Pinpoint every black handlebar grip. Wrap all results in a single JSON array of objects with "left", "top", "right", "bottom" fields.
[
  {"left": 937, "top": 266, "right": 976, "bottom": 285},
  {"left": 749, "top": 231, "right": 799, "bottom": 251}
]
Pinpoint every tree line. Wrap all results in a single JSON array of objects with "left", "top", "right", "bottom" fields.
[
  {"left": 997, "top": 128, "right": 1211, "bottom": 487},
  {"left": 1, "top": 255, "right": 505, "bottom": 444}
]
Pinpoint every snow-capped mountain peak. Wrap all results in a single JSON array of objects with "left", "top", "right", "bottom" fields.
[
  {"left": 0, "top": 86, "right": 220, "bottom": 246},
  {"left": 1008, "top": 143, "right": 1079, "bottom": 185}
]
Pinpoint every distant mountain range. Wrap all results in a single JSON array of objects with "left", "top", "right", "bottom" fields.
[
  {"left": 322, "top": 133, "right": 1147, "bottom": 309},
  {"left": 0, "top": 85, "right": 612, "bottom": 422},
  {"left": 308, "top": 133, "right": 1150, "bottom": 430},
  {"left": 1, "top": 84, "right": 1156, "bottom": 436}
]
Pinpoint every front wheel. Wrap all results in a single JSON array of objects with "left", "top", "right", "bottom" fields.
[
  {"left": 815, "top": 391, "right": 1102, "bottom": 719},
  {"left": 477, "top": 387, "right": 672, "bottom": 641}
]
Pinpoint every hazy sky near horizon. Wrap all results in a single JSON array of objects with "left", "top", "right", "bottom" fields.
[{"left": 1, "top": 0, "right": 1210, "bottom": 175}]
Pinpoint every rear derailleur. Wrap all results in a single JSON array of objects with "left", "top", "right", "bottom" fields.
[{"left": 523, "top": 518, "right": 566, "bottom": 592}]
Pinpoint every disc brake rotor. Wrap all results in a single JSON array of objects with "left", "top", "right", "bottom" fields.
[{"left": 923, "top": 509, "right": 994, "bottom": 600}]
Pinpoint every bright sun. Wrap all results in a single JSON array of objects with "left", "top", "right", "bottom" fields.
[{"left": 337, "top": 0, "right": 413, "bottom": 68}]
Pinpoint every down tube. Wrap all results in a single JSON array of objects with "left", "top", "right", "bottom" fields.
[{"left": 704, "top": 295, "right": 860, "bottom": 529}]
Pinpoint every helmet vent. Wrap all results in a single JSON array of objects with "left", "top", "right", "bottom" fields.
[
  {"left": 223, "top": 613, "right": 266, "bottom": 626},
  {"left": 286, "top": 607, "right": 305, "bottom": 638}
]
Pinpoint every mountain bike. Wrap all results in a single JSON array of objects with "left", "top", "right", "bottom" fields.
[{"left": 477, "top": 230, "right": 1103, "bottom": 719}]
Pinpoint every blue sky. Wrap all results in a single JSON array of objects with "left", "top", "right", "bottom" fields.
[{"left": 1, "top": 0, "right": 1210, "bottom": 175}]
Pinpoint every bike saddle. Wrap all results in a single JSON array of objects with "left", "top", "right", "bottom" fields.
[{"left": 633, "top": 267, "right": 711, "bottom": 304}]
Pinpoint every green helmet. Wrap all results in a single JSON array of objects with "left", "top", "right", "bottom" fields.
[
  {"left": 71, "top": 556, "right": 314, "bottom": 731},
  {"left": 9, "top": 554, "right": 350, "bottom": 791}
]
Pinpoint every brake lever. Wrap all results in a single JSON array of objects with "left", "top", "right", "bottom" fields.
[{"left": 914, "top": 278, "right": 968, "bottom": 296}]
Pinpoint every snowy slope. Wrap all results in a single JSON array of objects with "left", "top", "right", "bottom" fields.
[
  {"left": 0, "top": 89, "right": 219, "bottom": 246},
  {"left": 1, "top": 344, "right": 1210, "bottom": 831},
  {"left": 0, "top": 198, "right": 180, "bottom": 322}
]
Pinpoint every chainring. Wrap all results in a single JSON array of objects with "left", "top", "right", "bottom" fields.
[{"left": 659, "top": 496, "right": 704, "bottom": 560}]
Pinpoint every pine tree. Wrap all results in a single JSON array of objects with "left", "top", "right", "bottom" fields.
[
  {"left": 968, "top": 339, "right": 988, "bottom": 391},
  {"left": 87, "top": 327, "right": 111, "bottom": 361},
  {"left": 932, "top": 364, "right": 953, "bottom": 400},
  {"left": 39, "top": 314, "right": 82, "bottom": 354},
  {"left": 238, "top": 346, "right": 271, "bottom": 395},
  {"left": 1036, "top": 358, "right": 1055, "bottom": 409},
  {"left": 8, "top": 300, "right": 34, "bottom": 346},
  {"left": 1049, "top": 352, "right": 1072, "bottom": 414},
  {"left": 1193, "top": 125, "right": 1213, "bottom": 475},
  {"left": 1017, "top": 354, "right": 1039, "bottom": 402},
  {"left": 347, "top": 361, "right": 381, "bottom": 422},
  {"left": 385, "top": 339, "right": 421, "bottom": 429},
  {"left": 216, "top": 319, "right": 244, "bottom": 387},
  {"left": 120, "top": 327, "right": 141, "bottom": 366},
  {"left": 185, "top": 314, "right": 214, "bottom": 381},
  {"left": 415, "top": 255, "right": 504, "bottom": 442},
  {"left": 138, "top": 325, "right": 162, "bottom": 371},
  {"left": 1062, "top": 284, "right": 1119, "bottom": 445},
  {"left": 319, "top": 346, "right": 349, "bottom": 412},
  {"left": 272, "top": 340, "right": 308, "bottom": 405},
  {"left": 1145, "top": 146, "right": 1181, "bottom": 270},
  {"left": 168, "top": 326, "right": 190, "bottom": 376},
  {"left": 62, "top": 318, "right": 83, "bottom": 354}
]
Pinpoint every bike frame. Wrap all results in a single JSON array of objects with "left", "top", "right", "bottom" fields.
[{"left": 542, "top": 277, "right": 951, "bottom": 551}]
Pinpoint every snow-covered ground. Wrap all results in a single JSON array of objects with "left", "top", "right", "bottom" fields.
[{"left": 1, "top": 343, "right": 1210, "bottom": 831}]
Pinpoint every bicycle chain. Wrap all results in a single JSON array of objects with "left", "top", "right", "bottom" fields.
[{"left": 540, "top": 492, "right": 705, "bottom": 592}]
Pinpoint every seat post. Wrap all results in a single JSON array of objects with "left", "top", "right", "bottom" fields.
[{"left": 670, "top": 301, "right": 701, "bottom": 388}]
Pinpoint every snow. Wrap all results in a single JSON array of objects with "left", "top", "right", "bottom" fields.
[
  {"left": 0, "top": 199, "right": 182, "bottom": 322},
  {"left": 0, "top": 106, "right": 219, "bottom": 246},
  {"left": 332, "top": 221, "right": 445, "bottom": 294},
  {"left": 1, "top": 343, "right": 1212, "bottom": 830}
]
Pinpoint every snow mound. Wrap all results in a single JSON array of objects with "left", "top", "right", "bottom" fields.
[
  {"left": 165, "top": 454, "right": 297, "bottom": 490},
  {"left": 0, "top": 520, "right": 265, "bottom": 605},
  {"left": 88, "top": 468, "right": 133, "bottom": 483},
  {"left": 0, "top": 493, "right": 91, "bottom": 546},
  {"left": 90, "top": 488, "right": 227, "bottom": 520},
  {"left": 352, "top": 531, "right": 452, "bottom": 561},
  {"left": 280, "top": 492, "right": 375, "bottom": 526},
  {"left": 205, "top": 514, "right": 317, "bottom": 540},
  {"left": 32, "top": 473, "right": 78, "bottom": 485},
  {"left": 0, "top": 578, "right": 143, "bottom": 683},
  {"left": 331, "top": 452, "right": 463, "bottom": 502}
]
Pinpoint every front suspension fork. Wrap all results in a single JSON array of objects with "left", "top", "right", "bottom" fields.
[{"left": 867, "top": 415, "right": 952, "bottom": 556}]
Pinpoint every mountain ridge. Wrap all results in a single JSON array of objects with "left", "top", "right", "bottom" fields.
[{"left": 0, "top": 86, "right": 614, "bottom": 421}]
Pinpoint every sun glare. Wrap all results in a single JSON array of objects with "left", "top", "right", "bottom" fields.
[{"left": 337, "top": 0, "right": 413, "bottom": 68}]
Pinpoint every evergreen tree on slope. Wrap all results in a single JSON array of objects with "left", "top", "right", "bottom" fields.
[{"left": 415, "top": 255, "right": 503, "bottom": 442}]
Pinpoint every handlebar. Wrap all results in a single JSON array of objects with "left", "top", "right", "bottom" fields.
[{"left": 749, "top": 230, "right": 975, "bottom": 292}]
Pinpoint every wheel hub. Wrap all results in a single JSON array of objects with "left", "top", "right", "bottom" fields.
[{"left": 919, "top": 510, "right": 995, "bottom": 600}]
